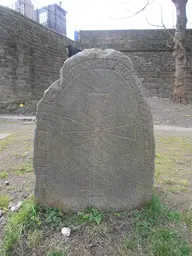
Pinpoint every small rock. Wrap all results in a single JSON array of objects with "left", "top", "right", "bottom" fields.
[
  {"left": 0, "top": 210, "right": 3, "bottom": 218},
  {"left": 61, "top": 227, "right": 71, "bottom": 237},
  {"left": 9, "top": 201, "right": 23, "bottom": 212},
  {"left": 10, "top": 206, "right": 17, "bottom": 212},
  {"left": 4, "top": 181, "right": 9, "bottom": 186},
  {"left": 16, "top": 201, "right": 23, "bottom": 209}
]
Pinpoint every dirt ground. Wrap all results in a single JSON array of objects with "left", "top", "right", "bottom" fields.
[
  {"left": 147, "top": 97, "right": 192, "bottom": 128},
  {"left": 0, "top": 98, "right": 192, "bottom": 255},
  {"left": 0, "top": 97, "right": 192, "bottom": 207},
  {"left": 0, "top": 116, "right": 191, "bottom": 211}
]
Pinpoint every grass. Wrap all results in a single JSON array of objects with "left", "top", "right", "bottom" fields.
[
  {"left": 0, "top": 172, "right": 8, "bottom": 179},
  {"left": 0, "top": 194, "right": 11, "bottom": 210},
  {"left": 63, "top": 207, "right": 104, "bottom": 230},
  {"left": 47, "top": 250, "right": 68, "bottom": 256},
  {"left": 0, "top": 199, "right": 105, "bottom": 255},
  {"left": 182, "top": 205, "right": 192, "bottom": 232},
  {"left": 28, "top": 230, "right": 43, "bottom": 249},
  {"left": 155, "top": 136, "right": 192, "bottom": 193},
  {"left": 14, "top": 161, "right": 33, "bottom": 175},
  {"left": 0, "top": 135, "right": 15, "bottom": 152},
  {"left": 0, "top": 131, "right": 191, "bottom": 255},
  {"left": 1, "top": 198, "right": 37, "bottom": 255},
  {"left": 123, "top": 193, "right": 191, "bottom": 256},
  {"left": 1, "top": 193, "right": 191, "bottom": 256},
  {"left": 150, "top": 228, "right": 191, "bottom": 256}
]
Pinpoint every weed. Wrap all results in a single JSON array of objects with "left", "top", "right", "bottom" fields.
[
  {"left": 169, "top": 185, "right": 189, "bottom": 193},
  {"left": 47, "top": 250, "right": 68, "bottom": 256},
  {"left": 77, "top": 207, "right": 104, "bottom": 225},
  {"left": 2, "top": 194, "right": 191, "bottom": 256},
  {"left": 0, "top": 135, "right": 15, "bottom": 152},
  {"left": 1, "top": 201, "right": 65, "bottom": 254},
  {"left": 85, "top": 222, "right": 109, "bottom": 242},
  {"left": 1, "top": 198, "right": 38, "bottom": 254},
  {"left": 0, "top": 194, "right": 11, "bottom": 210},
  {"left": 0, "top": 172, "right": 8, "bottom": 179},
  {"left": 182, "top": 205, "right": 192, "bottom": 232},
  {"left": 133, "top": 193, "right": 180, "bottom": 225},
  {"left": 122, "top": 193, "right": 191, "bottom": 256},
  {"left": 124, "top": 234, "right": 138, "bottom": 250},
  {"left": 113, "top": 211, "right": 127, "bottom": 218},
  {"left": 40, "top": 206, "right": 63, "bottom": 231},
  {"left": 64, "top": 207, "right": 104, "bottom": 230},
  {"left": 14, "top": 162, "right": 33, "bottom": 175},
  {"left": 150, "top": 227, "right": 191, "bottom": 256},
  {"left": 28, "top": 229, "right": 43, "bottom": 248}
]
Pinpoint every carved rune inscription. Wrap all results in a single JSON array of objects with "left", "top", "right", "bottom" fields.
[{"left": 34, "top": 49, "right": 155, "bottom": 212}]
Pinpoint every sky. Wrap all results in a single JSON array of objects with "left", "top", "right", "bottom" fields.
[{"left": 1, "top": 0, "right": 192, "bottom": 39}]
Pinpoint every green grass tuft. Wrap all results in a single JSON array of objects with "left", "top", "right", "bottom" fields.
[
  {"left": 0, "top": 135, "right": 15, "bottom": 152},
  {"left": 63, "top": 206, "right": 104, "bottom": 230},
  {"left": 182, "top": 205, "right": 192, "bottom": 232},
  {"left": 123, "top": 192, "right": 191, "bottom": 255},
  {"left": 1, "top": 193, "right": 191, "bottom": 256},
  {"left": 47, "top": 250, "right": 68, "bottom": 256},
  {"left": 0, "top": 194, "right": 11, "bottom": 210},
  {"left": 1, "top": 198, "right": 37, "bottom": 255},
  {"left": 124, "top": 234, "right": 138, "bottom": 251},
  {"left": 14, "top": 162, "right": 33, "bottom": 175},
  {"left": 0, "top": 172, "right": 8, "bottom": 179},
  {"left": 28, "top": 229, "right": 43, "bottom": 249},
  {"left": 133, "top": 193, "right": 180, "bottom": 225},
  {"left": 150, "top": 227, "right": 191, "bottom": 256}
]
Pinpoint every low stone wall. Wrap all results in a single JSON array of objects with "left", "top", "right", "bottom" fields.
[
  {"left": 80, "top": 30, "right": 192, "bottom": 101},
  {"left": 0, "top": 6, "right": 83, "bottom": 114}
]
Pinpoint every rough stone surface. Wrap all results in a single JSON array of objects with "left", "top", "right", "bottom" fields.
[{"left": 34, "top": 49, "right": 155, "bottom": 212}]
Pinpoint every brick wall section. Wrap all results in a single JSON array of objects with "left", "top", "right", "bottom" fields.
[
  {"left": 0, "top": 6, "right": 83, "bottom": 113},
  {"left": 80, "top": 30, "right": 192, "bottom": 100}
]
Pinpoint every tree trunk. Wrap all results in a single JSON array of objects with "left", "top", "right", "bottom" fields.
[{"left": 172, "top": 0, "right": 188, "bottom": 104}]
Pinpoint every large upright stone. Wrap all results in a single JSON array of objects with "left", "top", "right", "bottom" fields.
[{"left": 34, "top": 49, "right": 155, "bottom": 212}]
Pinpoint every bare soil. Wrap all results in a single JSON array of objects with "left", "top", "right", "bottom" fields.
[
  {"left": 0, "top": 120, "right": 191, "bottom": 212},
  {"left": 0, "top": 98, "right": 192, "bottom": 255},
  {"left": 147, "top": 97, "right": 192, "bottom": 128},
  {"left": 0, "top": 97, "right": 192, "bottom": 211}
]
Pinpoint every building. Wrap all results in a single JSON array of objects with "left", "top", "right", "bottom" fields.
[
  {"left": 74, "top": 31, "right": 80, "bottom": 41},
  {"left": 37, "top": 4, "right": 67, "bottom": 36},
  {"left": 15, "top": 0, "right": 36, "bottom": 21}
]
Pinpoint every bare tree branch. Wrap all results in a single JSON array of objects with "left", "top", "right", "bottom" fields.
[
  {"left": 109, "top": 0, "right": 156, "bottom": 20},
  {"left": 145, "top": 17, "right": 164, "bottom": 28},
  {"left": 147, "top": 4, "right": 191, "bottom": 52}
]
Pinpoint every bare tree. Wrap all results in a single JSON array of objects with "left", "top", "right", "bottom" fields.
[
  {"left": 146, "top": 1, "right": 189, "bottom": 104},
  {"left": 172, "top": 0, "right": 188, "bottom": 104},
  {"left": 111, "top": 0, "right": 189, "bottom": 104}
]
